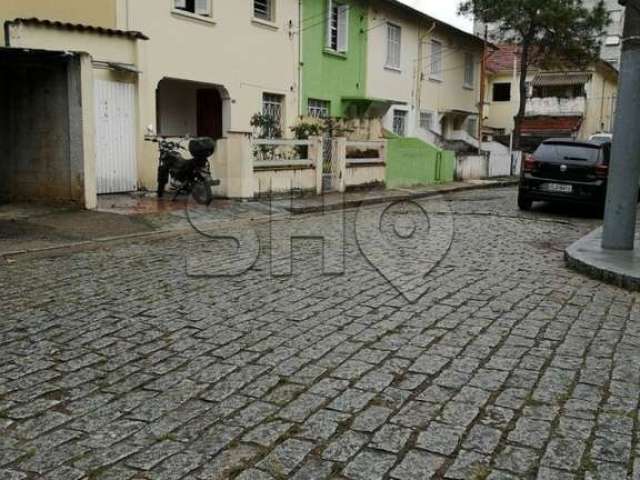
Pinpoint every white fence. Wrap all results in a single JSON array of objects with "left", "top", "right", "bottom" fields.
[
  {"left": 212, "top": 136, "right": 389, "bottom": 198},
  {"left": 484, "top": 141, "right": 512, "bottom": 177},
  {"left": 456, "top": 154, "right": 489, "bottom": 180}
]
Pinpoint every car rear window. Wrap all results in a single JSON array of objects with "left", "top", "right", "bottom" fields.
[{"left": 534, "top": 143, "right": 601, "bottom": 163}]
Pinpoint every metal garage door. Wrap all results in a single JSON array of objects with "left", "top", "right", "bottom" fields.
[{"left": 95, "top": 79, "right": 137, "bottom": 194}]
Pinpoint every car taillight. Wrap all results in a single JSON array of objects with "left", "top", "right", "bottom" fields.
[
  {"left": 523, "top": 155, "right": 537, "bottom": 172},
  {"left": 595, "top": 164, "right": 609, "bottom": 179}
]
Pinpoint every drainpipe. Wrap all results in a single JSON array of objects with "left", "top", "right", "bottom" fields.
[
  {"left": 298, "top": 0, "right": 303, "bottom": 117},
  {"left": 602, "top": 0, "right": 640, "bottom": 250},
  {"left": 477, "top": 25, "right": 488, "bottom": 154},
  {"left": 4, "top": 21, "right": 12, "bottom": 47},
  {"left": 599, "top": 69, "right": 606, "bottom": 131}
]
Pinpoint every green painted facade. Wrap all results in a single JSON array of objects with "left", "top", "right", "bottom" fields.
[
  {"left": 300, "top": 0, "right": 368, "bottom": 118},
  {"left": 385, "top": 137, "right": 456, "bottom": 188}
]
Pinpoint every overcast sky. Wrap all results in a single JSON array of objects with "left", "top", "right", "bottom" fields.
[{"left": 399, "top": 0, "right": 474, "bottom": 32}]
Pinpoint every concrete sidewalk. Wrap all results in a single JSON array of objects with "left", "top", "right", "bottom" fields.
[
  {"left": 1, "top": 178, "right": 518, "bottom": 258},
  {"left": 566, "top": 226, "right": 640, "bottom": 291},
  {"left": 270, "top": 178, "right": 519, "bottom": 214}
]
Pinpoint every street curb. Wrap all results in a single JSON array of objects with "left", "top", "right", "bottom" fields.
[
  {"left": 286, "top": 180, "right": 519, "bottom": 215},
  {"left": 0, "top": 209, "right": 297, "bottom": 261},
  {"left": 1, "top": 181, "right": 518, "bottom": 261},
  {"left": 565, "top": 227, "right": 640, "bottom": 291}
]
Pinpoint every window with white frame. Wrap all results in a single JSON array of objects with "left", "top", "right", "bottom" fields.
[
  {"left": 308, "top": 99, "right": 330, "bottom": 118},
  {"left": 430, "top": 40, "right": 442, "bottom": 79},
  {"left": 173, "top": 0, "right": 211, "bottom": 17},
  {"left": 262, "top": 93, "right": 284, "bottom": 138},
  {"left": 392, "top": 110, "right": 407, "bottom": 137},
  {"left": 326, "top": 0, "right": 349, "bottom": 53},
  {"left": 420, "top": 111, "right": 434, "bottom": 131},
  {"left": 254, "top": 0, "right": 274, "bottom": 21},
  {"left": 386, "top": 23, "right": 402, "bottom": 70},
  {"left": 464, "top": 52, "right": 475, "bottom": 88}
]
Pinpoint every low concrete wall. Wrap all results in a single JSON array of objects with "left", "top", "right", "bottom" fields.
[
  {"left": 385, "top": 137, "right": 455, "bottom": 188},
  {"left": 212, "top": 132, "right": 254, "bottom": 199},
  {"left": 483, "top": 141, "right": 512, "bottom": 177},
  {"left": 456, "top": 154, "right": 489, "bottom": 180},
  {"left": 345, "top": 165, "right": 386, "bottom": 189},
  {"left": 255, "top": 167, "right": 316, "bottom": 194}
]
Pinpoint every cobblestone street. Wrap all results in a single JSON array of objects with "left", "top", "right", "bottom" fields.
[{"left": 2, "top": 187, "right": 639, "bottom": 480}]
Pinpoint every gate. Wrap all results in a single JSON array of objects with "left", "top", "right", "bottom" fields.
[
  {"left": 322, "top": 135, "right": 335, "bottom": 192},
  {"left": 94, "top": 79, "right": 137, "bottom": 194}
]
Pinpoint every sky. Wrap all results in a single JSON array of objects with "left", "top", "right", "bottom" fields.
[{"left": 399, "top": 0, "right": 474, "bottom": 32}]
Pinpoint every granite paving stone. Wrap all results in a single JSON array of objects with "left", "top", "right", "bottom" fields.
[{"left": 2, "top": 187, "right": 636, "bottom": 479}]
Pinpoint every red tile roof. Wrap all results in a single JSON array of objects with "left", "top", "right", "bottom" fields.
[
  {"left": 486, "top": 44, "right": 521, "bottom": 73},
  {"left": 8, "top": 18, "right": 148, "bottom": 40},
  {"left": 521, "top": 116, "right": 583, "bottom": 134}
]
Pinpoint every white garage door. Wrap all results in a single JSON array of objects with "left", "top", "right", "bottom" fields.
[{"left": 94, "top": 79, "right": 137, "bottom": 194}]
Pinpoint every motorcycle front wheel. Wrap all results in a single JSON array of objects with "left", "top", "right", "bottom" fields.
[{"left": 191, "top": 180, "right": 213, "bottom": 206}]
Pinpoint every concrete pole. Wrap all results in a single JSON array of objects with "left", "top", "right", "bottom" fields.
[{"left": 602, "top": 0, "right": 640, "bottom": 250}]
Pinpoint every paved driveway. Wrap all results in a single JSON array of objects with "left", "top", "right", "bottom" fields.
[{"left": 1, "top": 188, "right": 638, "bottom": 480}]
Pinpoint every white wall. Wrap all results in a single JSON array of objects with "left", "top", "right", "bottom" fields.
[
  {"left": 122, "top": 0, "right": 301, "bottom": 189},
  {"left": 526, "top": 97, "right": 587, "bottom": 116},
  {"left": 367, "top": 4, "right": 419, "bottom": 136},
  {"left": 366, "top": 1, "right": 483, "bottom": 141}
]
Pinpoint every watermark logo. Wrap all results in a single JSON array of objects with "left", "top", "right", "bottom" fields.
[
  {"left": 355, "top": 195, "right": 453, "bottom": 302},
  {"left": 183, "top": 184, "right": 453, "bottom": 303}
]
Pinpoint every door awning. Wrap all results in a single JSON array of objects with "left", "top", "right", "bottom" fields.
[
  {"left": 93, "top": 61, "right": 142, "bottom": 74},
  {"left": 442, "top": 109, "right": 475, "bottom": 117},
  {"left": 532, "top": 72, "right": 592, "bottom": 86},
  {"left": 341, "top": 96, "right": 403, "bottom": 118}
]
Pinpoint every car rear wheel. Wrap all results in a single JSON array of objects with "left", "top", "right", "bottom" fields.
[{"left": 518, "top": 193, "right": 533, "bottom": 211}]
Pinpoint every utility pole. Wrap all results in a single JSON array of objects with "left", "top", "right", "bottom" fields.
[
  {"left": 477, "top": 25, "right": 488, "bottom": 155},
  {"left": 602, "top": 0, "right": 640, "bottom": 250}
]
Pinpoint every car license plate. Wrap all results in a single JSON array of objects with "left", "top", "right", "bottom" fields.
[{"left": 543, "top": 183, "right": 573, "bottom": 193}]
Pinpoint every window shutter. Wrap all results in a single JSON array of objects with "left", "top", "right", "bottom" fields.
[
  {"left": 254, "top": 0, "right": 270, "bottom": 20},
  {"left": 174, "top": 0, "right": 187, "bottom": 8},
  {"left": 195, "top": 0, "right": 210, "bottom": 16},
  {"left": 337, "top": 4, "right": 349, "bottom": 52},
  {"left": 326, "top": 0, "right": 333, "bottom": 49},
  {"left": 386, "top": 24, "right": 401, "bottom": 68},
  {"left": 431, "top": 40, "right": 442, "bottom": 77}
]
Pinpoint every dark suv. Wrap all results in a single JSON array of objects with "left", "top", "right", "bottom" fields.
[{"left": 518, "top": 138, "right": 610, "bottom": 211}]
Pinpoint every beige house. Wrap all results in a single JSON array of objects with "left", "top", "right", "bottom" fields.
[
  {"left": 483, "top": 45, "right": 618, "bottom": 150},
  {"left": 365, "top": 0, "right": 485, "bottom": 151},
  {"left": 1, "top": 0, "right": 300, "bottom": 205}
]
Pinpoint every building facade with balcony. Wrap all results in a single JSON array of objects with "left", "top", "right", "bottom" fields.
[{"left": 482, "top": 45, "right": 618, "bottom": 151}]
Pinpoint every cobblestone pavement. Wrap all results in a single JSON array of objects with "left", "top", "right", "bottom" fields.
[{"left": 2, "top": 187, "right": 639, "bottom": 480}]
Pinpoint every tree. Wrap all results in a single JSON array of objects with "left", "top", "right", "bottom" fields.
[{"left": 460, "top": 0, "right": 609, "bottom": 149}]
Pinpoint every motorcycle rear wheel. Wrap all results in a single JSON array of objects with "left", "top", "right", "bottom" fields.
[{"left": 191, "top": 181, "right": 213, "bottom": 206}]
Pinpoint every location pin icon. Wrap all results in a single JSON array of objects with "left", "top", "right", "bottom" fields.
[{"left": 355, "top": 196, "right": 454, "bottom": 303}]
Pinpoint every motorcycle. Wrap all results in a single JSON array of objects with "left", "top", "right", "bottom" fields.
[{"left": 147, "top": 134, "right": 219, "bottom": 205}]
